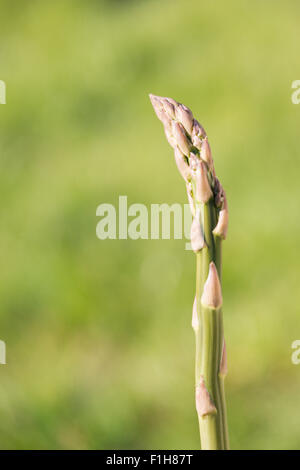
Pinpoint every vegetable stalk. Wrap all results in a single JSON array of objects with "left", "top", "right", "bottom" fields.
[{"left": 149, "top": 94, "right": 229, "bottom": 450}]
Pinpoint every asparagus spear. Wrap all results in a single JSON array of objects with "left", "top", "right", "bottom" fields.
[{"left": 149, "top": 94, "right": 229, "bottom": 450}]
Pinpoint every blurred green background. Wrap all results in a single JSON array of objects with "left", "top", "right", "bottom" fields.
[{"left": 0, "top": 0, "right": 300, "bottom": 450}]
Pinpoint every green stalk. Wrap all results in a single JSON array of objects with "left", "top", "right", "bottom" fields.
[
  {"left": 194, "top": 201, "right": 228, "bottom": 450},
  {"left": 197, "top": 302, "right": 224, "bottom": 449},
  {"left": 149, "top": 93, "right": 230, "bottom": 450}
]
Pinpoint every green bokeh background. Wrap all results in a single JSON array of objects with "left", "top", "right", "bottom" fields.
[{"left": 0, "top": 0, "right": 300, "bottom": 450}]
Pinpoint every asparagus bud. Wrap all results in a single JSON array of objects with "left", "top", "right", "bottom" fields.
[
  {"left": 174, "top": 147, "right": 191, "bottom": 182},
  {"left": 196, "top": 376, "right": 217, "bottom": 417},
  {"left": 201, "top": 262, "right": 223, "bottom": 309},
  {"left": 149, "top": 94, "right": 162, "bottom": 118},
  {"left": 163, "top": 96, "right": 177, "bottom": 107},
  {"left": 192, "top": 120, "right": 205, "bottom": 149},
  {"left": 161, "top": 97, "right": 176, "bottom": 119},
  {"left": 213, "top": 196, "right": 229, "bottom": 239},
  {"left": 189, "top": 152, "right": 199, "bottom": 171},
  {"left": 159, "top": 109, "right": 172, "bottom": 133},
  {"left": 149, "top": 95, "right": 204, "bottom": 157},
  {"left": 190, "top": 212, "right": 205, "bottom": 253},
  {"left": 175, "top": 103, "right": 194, "bottom": 135},
  {"left": 172, "top": 121, "right": 191, "bottom": 156},
  {"left": 200, "top": 137, "right": 214, "bottom": 170},
  {"left": 195, "top": 161, "right": 213, "bottom": 203},
  {"left": 164, "top": 128, "right": 177, "bottom": 149},
  {"left": 214, "top": 178, "right": 225, "bottom": 208}
]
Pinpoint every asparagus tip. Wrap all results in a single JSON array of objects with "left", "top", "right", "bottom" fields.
[{"left": 149, "top": 93, "right": 159, "bottom": 110}]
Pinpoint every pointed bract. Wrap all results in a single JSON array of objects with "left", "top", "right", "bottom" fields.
[
  {"left": 176, "top": 104, "right": 194, "bottom": 135},
  {"left": 200, "top": 137, "right": 213, "bottom": 170},
  {"left": 214, "top": 178, "right": 224, "bottom": 208},
  {"left": 192, "top": 295, "right": 199, "bottom": 331},
  {"left": 193, "top": 119, "right": 206, "bottom": 136},
  {"left": 213, "top": 207, "right": 229, "bottom": 239},
  {"left": 196, "top": 376, "right": 217, "bottom": 417},
  {"left": 201, "top": 262, "right": 223, "bottom": 308},
  {"left": 172, "top": 121, "right": 191, "bottom": 156},
  {"left": 189, "top": 152, "right": 199, "bottom": 171},
  {"left": 161, "top": 98, "right": 176, "bottom": 119},
  {"left": 164, "top": 128, "right": 176, "bottom": 149},
  {"left": 213, "top": 196, "right": 229, "bottom": 239},
  {"left": 149, "top": 94, "right": 163, "bottom": 118},
  {"left": 186, "top": 183, "right": 195, "bottom": 216},
  {"left": 164, "top": 96, "right": 177, "bottom": 107},
  {"left": 158, "top": 108, "right": 172, "bottom": 132},
  {"left": 174, "top": 147, "right": 191, "bottom": 182},
  {"left": 195, "top": 161, "right": 213, "bottom": 203},
  {"left": 190, "top": 212, "right": 205, "bottom": 252},
  {"left": 192, "top": 134, "right": 202, "bottom": 150}
]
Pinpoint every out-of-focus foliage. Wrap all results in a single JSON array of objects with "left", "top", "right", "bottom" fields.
[{"left": 0, "top": 0, "right": 299, "bottom": 449}]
